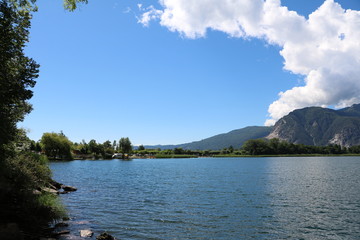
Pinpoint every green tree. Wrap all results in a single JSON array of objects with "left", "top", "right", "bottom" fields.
[
  {"left": 138, "top": 145, "right": 145, "bottom": 151},
  {"left": 40, "top": 132, "right": 73, "bottom": 159},
  {"left": 119, "top": 137, "right": 132, "bottom": 158},
  {"left": 0, "top": 0, "right": 39, "bottom": 160},
  {"left": 173, "top": 147, "right": 184, "bottom": 154},
  {"left": 10, "top": 0, "right": 87, "bottom": 11},
  {"left": 228, "top": 145, "right": 234, "bottom": 153},
  {"left": 0, "top": 0, "right": 88, "bottom": 236},
  {"left": 112, "top": 140, "right": 117, "bottom": 151},
  {"left": 102, "top": 140, "right": 114, "bottom": 158},
  {"left": 242, "top": 139, "right": 271, "bottom": 155}
]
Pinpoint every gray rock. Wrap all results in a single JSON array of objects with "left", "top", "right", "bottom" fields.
[
  {"left": 80, "top": 229, "right": 93, "bottom": 237},
  {"left": 50, "top": 180, "right": 62, "bottom": 189},
  {"left": 51, "top": 230, "right": 70, "bottom": 236},
  {"left": 96, "top": 232, "right": 116, "bottom": 240},
  {"left": 62, "top": 185, "right": 77, "bottom": 192},
  {"left": 41, "top": 187, "right": 59, "bottom": 195}
]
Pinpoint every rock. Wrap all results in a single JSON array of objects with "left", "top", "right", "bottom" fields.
[
  {"left": 41, "top": 187, "right": 59, "bottom": 195},
  {"left": 50, "top": 179, "right": 63, "bottom": 189},
  {"left": 59, "top": 191, "right": 70, "bottom": 194},
  {"left": 80, "top": 229, "right": 93, "bottom": 238},
  {"left": 51, "top": 230, "right": 70, "bottom": 236},
  {"left": 54, "top": 222, "right": 69, "bottom": 228},
  {"left": 32, "top": 189, "right": 41, "bottom": 195},
  {"left": 96, "top": 232, "right": 116, "bottom": 240},
  {"left": 62, "top": 185, "right": 77, "bottom": 192}
]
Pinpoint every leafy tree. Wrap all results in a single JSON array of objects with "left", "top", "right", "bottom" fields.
[
  {"left": 228, "top": 145, "right": 234, "bottom": 153},
  {"left": 102, "top": 140, "right": 114, "bottom": 158},
  {"left": 103, "top": 140, "right": 112, "bottom": 149},
  {"left": 78, "top": 139, "right": 89, "bottom": 154},
  {"left": 88, "top": 139, "right": 98, "bottom": 153},
  {"left": 138, "top": 145, "right": 145, "bottom": 151},
  {"left": 0, "top": 0, "right": 88, "bottom": 236},
  {"left": 40, "top": 132, "right": 73, "bottom": 159},
  {"left": 0, "top": 0, "right": 39, "bottom": 160},
  {"left": 10, "top": 0, "right": 87, "bottom": 12},
  {"left": 242, "top": 139, "right": 271, "bottom": 155},
  {"left": 119, "top": 137, "right": 132, "bottom": 158},
  {"left": 173, "top": 147, "right": 184, "bottom": 154}
]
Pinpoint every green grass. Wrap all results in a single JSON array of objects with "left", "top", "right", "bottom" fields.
[{"left": 37, "top": 193, "right": 67, "bottom": 221}]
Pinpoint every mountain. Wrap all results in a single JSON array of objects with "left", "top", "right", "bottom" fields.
[
  {"left": 145, "top": 126, "right": 272, "bottom": 150},
  {"left": 267, "top": 104, "right": 360, "bottom": 147}
]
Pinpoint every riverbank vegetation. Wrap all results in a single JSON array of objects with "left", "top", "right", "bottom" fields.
[
  {"left": 30, "top": 132, "right": 360, "bottom": 160},
  {"left": 0, "top": 1, "right": 81, "bottom": 238}
]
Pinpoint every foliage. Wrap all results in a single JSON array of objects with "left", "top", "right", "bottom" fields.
[
  {"left": 0, "top": 149, "right": 66, "bottom": 234},
  {"left": 72, "top": 139, "right": 115, "bottom": 159},
  {"left": 241, "top": 138, "right": 347, "bottom": 155},
  {"left": 37, "top": 193, "right": 67, "bottom": 220},
  {"left": 0, "top": 0, "right": 87, "bottom": 237},
  {"left": 119, "top": 137, "right": 132, "bottom": 156},
  {"left": 0, "top": 0, "right": 39, "bottom": 160},
  {"left": 41, "top": 132, "right": 73, "bottom": 159},
  {"left": 9, "top": 0, "right": 87, "bottom": 12}
]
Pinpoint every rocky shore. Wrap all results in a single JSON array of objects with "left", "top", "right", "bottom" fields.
[
  {"left": 39, "top": 181, "right": 117, "bottom": 240},
  {"left": 0, "top": 179, "right": 117, "bottom": 240}
]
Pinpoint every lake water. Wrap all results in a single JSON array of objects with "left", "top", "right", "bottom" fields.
[{"left": 50, "top": 157, "right": 360, "bottom": 239}]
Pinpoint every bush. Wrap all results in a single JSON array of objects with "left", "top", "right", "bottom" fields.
[{"left": 0, "top": 151, "right": 66, "bottom": 236}]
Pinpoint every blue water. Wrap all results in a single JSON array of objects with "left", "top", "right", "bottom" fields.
[{"left": 50, "top": 157, "right": 360, "bottom": 239}]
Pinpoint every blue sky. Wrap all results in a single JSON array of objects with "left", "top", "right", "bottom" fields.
[{"left": 22, "top": 0, "right": 360, "bottom": 145}]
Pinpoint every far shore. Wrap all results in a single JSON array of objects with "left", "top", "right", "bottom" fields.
[{"left": 49, "top": 153, "right": 360, "bottom": 162}]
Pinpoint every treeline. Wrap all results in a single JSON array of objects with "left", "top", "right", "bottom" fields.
[
  {"left": 31, "top": 132, "right": 133, "bottom": 160},
  {"left": 32, "top": 133, "right": 360, "bottom": 160},
  {"left": 241, "top": 138, "right": 350, "bottom": 155},
  {"left": 136, "top": 138, "right": 360, "bottom": 157}
]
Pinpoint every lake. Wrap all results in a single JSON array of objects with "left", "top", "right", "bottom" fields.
[{"left": 50, "top": 157, "right": 360, "bottom": 239}]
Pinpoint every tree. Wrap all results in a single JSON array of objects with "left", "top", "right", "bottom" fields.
[
  {"left": 174, "top": 147, "right": 184, "bottom": 155},
  {"left": 112, "top": 140, "right": 117, "bottom": 151},
  {"left": 0, "top": 0, "right": 88, "bottom": 236},
  {"left": 9, "top": 0, "right": 87, "bottom": 12},
  {"left": 102, "top": 140, "right": 114, "bottom": 158},
  {"left": 0, "top": 0, "right": 39, "bottom": 159},
  {"left": 119, "top": 137, "right": 132, "bottom": 158},
  {"left": 40, "top": 132, "right": 73, "bottom": 159},
  {"left": 138, "top": 145, "right": 145, "bottom": 151},
  {"left": 242, "top": 139, "right": 271, "bottom": 155}
]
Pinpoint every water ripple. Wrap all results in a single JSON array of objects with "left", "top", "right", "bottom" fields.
[{"left": 51, "top": 157, "right": 360, "bottom": 239}]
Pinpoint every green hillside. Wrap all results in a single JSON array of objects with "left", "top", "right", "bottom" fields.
[{"left": 147, "top": 126, "right": 272, "bottom": 150}]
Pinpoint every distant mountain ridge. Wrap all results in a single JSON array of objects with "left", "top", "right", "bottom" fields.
[
  {"left": 145, "top": 126, "right": 272, "bottom": 150},
  {"left": 267, "top": 104, "right": 360, "bottom": 147},
  {"left": 145, "top": 104, "right": 360, "bottom": 150}
]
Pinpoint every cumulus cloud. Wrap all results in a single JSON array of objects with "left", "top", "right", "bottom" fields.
[{"left": 138, "top": 0, "right": 360, "bottom": 125}]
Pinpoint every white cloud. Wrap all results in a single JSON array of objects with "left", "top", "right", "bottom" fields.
[
  {"left": 137, "top": 5, "right": 163, "bottom": 27},
  {"left": 138, "top": 0, "right": 360, "bottom": 125}
]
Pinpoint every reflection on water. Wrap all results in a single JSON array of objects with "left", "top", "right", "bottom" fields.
[
  {"left": 266, "top": 157, "right": 360, "bottom": 239},
  {"left": 51, "top": 157, "right": 360, "bottom": 239}
]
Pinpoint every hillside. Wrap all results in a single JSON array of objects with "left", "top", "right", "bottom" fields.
[
  {"left": 146, "top": 126, "right": 272, "bottom": 150},
  {"left": 267, "top": 104, "right": 360, "bottom": 147}
]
